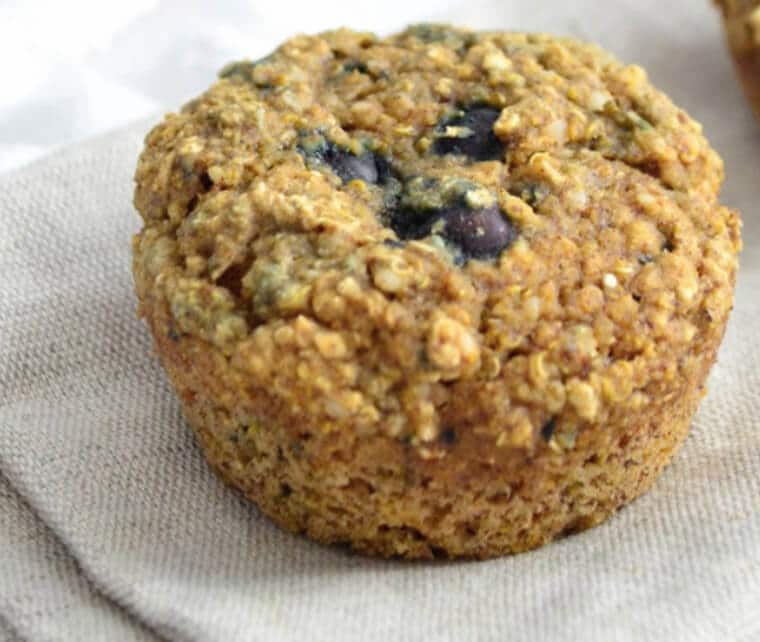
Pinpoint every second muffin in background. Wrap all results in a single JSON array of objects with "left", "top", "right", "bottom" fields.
[{"left": 715, "top": 0, "right": 760, "bottom": 119}]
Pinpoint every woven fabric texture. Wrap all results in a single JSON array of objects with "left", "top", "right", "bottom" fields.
[{"left": 1, "top": 1, "right": 759, "bottom": 640}]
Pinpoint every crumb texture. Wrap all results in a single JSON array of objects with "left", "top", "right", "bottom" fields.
[{"left": 132, "top": 24, "right": 741, "bottom": 559}]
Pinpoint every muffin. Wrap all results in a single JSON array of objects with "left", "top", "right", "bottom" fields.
[
  {"left": 715, "top": 0, "right": 760, "bottom": 119},
  {"left": 132, "top": 25, "right": 741, "bottom": 559}
]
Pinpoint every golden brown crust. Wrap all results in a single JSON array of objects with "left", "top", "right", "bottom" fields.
[
  {"left": 132, "top": 25, "right": 741, "bottom": 558},
  {"left": 146, "top": 299, "right": 710, "bottom": 559},
  {"left": 716, "top": 0, "right": 760, "bottom": 119}
]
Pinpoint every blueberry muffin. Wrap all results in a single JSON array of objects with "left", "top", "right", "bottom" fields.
[
  {"left": 132, "top": 25, "right": 741, "bottom": 559},
  {"left": 715, "top": 0, "right": 760, "bottom": 119}
]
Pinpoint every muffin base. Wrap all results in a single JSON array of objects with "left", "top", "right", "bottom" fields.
[{"left": 145, "top": 304, "right": 707, "bottom": 560}]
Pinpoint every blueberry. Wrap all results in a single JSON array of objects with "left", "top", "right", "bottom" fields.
[
  {"left": 388, "top": 208, "right": 437, "bottom": 242},
  {"left": 323, "top": 147, "right": 379, "bottom": 183},
  {"left": 433, "top": 106, "right": 503, "bottom": 161},
  {"left": 541, "top": 418, "right": 557, "bottom": 441},
  {"left": 301, "top": 138, "right": 390, "bottom": 185},
  {"left": 390, "top": 203, "right": 515, "bottom": 261},
  {"left": 440, "top": 205, "right": 514, "bottom": 258}
]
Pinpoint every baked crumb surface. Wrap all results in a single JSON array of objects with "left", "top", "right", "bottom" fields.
[{"left": 132, "top": 25, "right": 741, "bottom": 558}]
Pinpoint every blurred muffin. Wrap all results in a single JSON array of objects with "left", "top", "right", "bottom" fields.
[{"left": 716, "top": 0, "right": 760, "bottom": 119}]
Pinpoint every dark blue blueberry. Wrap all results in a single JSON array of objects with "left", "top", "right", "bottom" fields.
[
  {"left": 433, "top": 106, "right": 503, "bottom": 161},
  {"left": 389, "top": 209, "right": 433, "bottom": 242},
  {"left": 541, "top": 418, "right": 557, "bottom": 441},
  {"left": 439, "top": 205, "right": 514, "bottom": 259},
  {"left": 304, "top": 140, "right": 390, "bottom": 185},
  {"left": 389, "top": 203, "right": 515, "bottom": 261},
  {"left": 324, "top": 147, "right": 379, "bottom": 183}
]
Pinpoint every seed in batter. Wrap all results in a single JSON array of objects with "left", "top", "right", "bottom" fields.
[
  {"left": 439, "top": 427, "right": 457, "bottom": 445},
  {"left": 510, "top": 182, "right": 550, "bottom": 208},
  {"left": 433, "top": 105, "right": 503, "bottom": 161},
  {"left": 342, "top": 61, "right": 370, "bottom": 74}
]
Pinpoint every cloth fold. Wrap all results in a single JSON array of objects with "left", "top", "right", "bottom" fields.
[
  {"left": 0, "top": 472, "right": 160, "bottom": 642},
  {"left": 1, "top": 1, "right": 759, "bottom": 641}
]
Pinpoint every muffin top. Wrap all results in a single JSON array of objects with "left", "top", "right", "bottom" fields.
[{"left": 134, "top": 25, "right": 740, "bottom": 454}]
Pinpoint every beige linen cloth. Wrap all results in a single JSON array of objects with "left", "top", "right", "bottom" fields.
[{"left": 1, "top": 1, "right": 760, "bottom": 640}]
